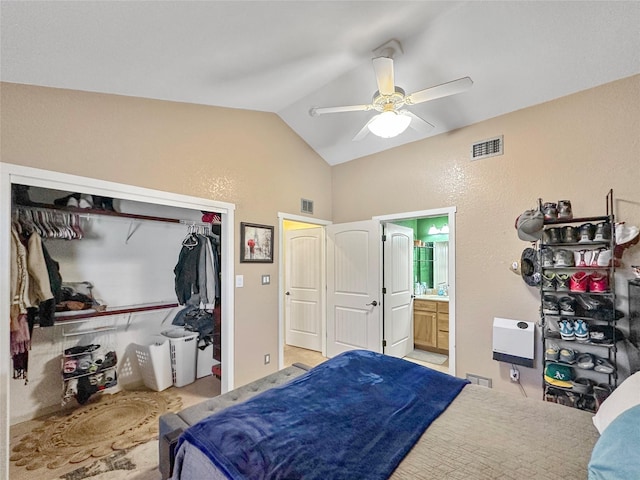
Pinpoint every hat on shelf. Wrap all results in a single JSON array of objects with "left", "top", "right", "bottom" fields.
[{"left": 516, "top": 209, "right": 544, "bottom": 242}]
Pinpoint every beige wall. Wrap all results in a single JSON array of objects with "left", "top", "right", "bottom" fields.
[
  {"left": 0, "top": 82, "right": 332, "bottom": 387},
  {"left": 2, "top": 75, "right": 639, "bottom": 399},
  {"left": 332, "top": 74, "right": 640, "bottom": 395}
]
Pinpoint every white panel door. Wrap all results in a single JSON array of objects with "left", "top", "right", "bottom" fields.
[
  {"left": 285, "top": 227, "right": 323, "bottom": 351},
  {"left": 326, "top": 220, "right": 381, "bottom": 358},
  {"left": 383, "top": 223, "right": 414, "bottom": 358}
]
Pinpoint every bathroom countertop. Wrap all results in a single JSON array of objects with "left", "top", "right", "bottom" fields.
[{"left": 415, "top": 295, "right": 449, "bottom": 302}]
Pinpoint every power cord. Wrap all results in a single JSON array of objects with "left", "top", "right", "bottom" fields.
[{"left": 510, "top": 363, "right": 527, "bottom": 398}]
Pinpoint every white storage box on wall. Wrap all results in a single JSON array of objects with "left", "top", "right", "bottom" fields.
[
  {"left": 161, "top": 327, "right": 198, "bottom": 387},
  {"left": 492, "top": 317, "right": 535, "bottom": 368},
  {"left": 134, "top": 336, "right": 173, "bottom": 392}
]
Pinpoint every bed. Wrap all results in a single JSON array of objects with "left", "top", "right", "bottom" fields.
[{"left": 159, "top": 350, "right": 640, "bottom": 480}]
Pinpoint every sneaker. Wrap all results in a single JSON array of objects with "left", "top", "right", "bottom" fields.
[
  {"left": 559, "top": 296, "right": 576, "bottom": 315},
  {"left": 589, "top": 273, "right": 609, "bottom": 293},
  {"left": 555, "top": 273, "right": 570, "bottom": 292},
  {"left": 543, "top": 295, "right": 560, "bottom": 314},
  {"left": 576, "top": 353, "right": 595, "bottom": 370},
  {"left": 79, "top": 194, "right": 93, "bottom": 209},
  {"left": 574, "top": 319, "right": 589, "bottom": 340},
  {"left": 562, "top": 226, "right": 579, "bottom": 243},
  {"left": 574, "top": 249, "right": 591, "bottom": 267},
  {"left": 559, "top": 348, "right": 576, "bottom": 363},
  {"left": 541, "top": 248, "right": 555, "bottom": 267},
  {"left": 579, "top": 223, "right": 595, "bottom": 243},
  {"left": 594, "top": 357, "right": 615, "bottom": 374},
  {"left": 542, "top": 202, "right": 558, "bottom": 220},
  {"left": 544, "top": 227, "right": 563, "bottom": 245},
  {"left": 542, "top": 272, "right": 556, "bottom": 291},
  {"left": 592, "top": 308, "right": 625, "bottom": 322},
  {"left": 554, "top": 249, "right": 574, "bottom": 267},
  {"left": 67, "top": 196, "right": 79, "bottom": 208},
  {"left": 545, "top": 343, "right": 560, "bottom": 361},
  {"left": 559, "top": 319, "right": 575, "bottom": 340},
  {"left": 594, "top": 222, "right": 612, "bottom": 242},
  {"left": 592, "top": 248, "right": 612, "bottom": 267},
  {"left": 557, "top": 200, "right": 573, "bottom": 220},
  {"left": 570, "top": 272, "right": 590, "bottom": 292}
]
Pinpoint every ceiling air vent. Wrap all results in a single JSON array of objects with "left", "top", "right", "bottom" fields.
[
  {"left": 471, "top": 135, "right": 503, "bottom": 161},
  {"left": 301, "top": 198, "right": 314, "bottom": 214}
]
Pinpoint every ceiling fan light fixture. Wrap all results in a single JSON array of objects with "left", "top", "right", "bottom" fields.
[{"left": 367, "top": 111, "right": 411, "bottom": 138}]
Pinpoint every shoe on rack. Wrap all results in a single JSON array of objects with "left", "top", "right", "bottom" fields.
[
  {"left": 543, "top": 295, "right": 560, "bottom": 314},
  {"left": 594, "top": 357, "right": 615, "bottom": 374},
  {"left": 592, "top": 248, "right": 612, "bottom": 267},
  {"left": 589, "top": 273, "right": 609, "bottom": 293},
  {"left": 574, "top": 293, "right": 613, "bottom": 312},
  {"left": 592, "top": 308, "right": 625, "bottom": 322},
  {"left": 555, "top": 273, "right": 570, "bottom": 292},
  {"left": 557, "top": 200, "right": 573, "bottom": 220},
  {"left": 570, "top": 272, "right": 590, "bottom": 292},
  {"left": 579, "top": 223, "right": 595, "bottom": 243},
  {"left": 574, "top": 249, "right": 591, "bottom": 267},
  {"left": 544, "top": 227, "right": 563, "bottom": 245},
  {"left": 542, "top": 202, "right": 558, "bottom": 220},
  {"left": 559, "top": 348, "right": 576, "bottom": 363},
  {"left": 576, "top": 353, "right": 595, "bottom": 370},
  {"left": 594, "top": 222, "right": 612, "bottom": 242},
  {"left": 545, "top": 343, "right": 560, "bottom": 361},
  {"left": 554, "top": 249, "right": 575, "bottom": 267},
  {"left": 542, "top": 272, "right": 556, "bottom": 291},
  {"left": 559, "top": 296, "right": 576, "bottom": 316},
  {"left": 541, "top": 248, "right": 555, "bottom": 267},
  {"left": 562, "top": 226, "right": 579, "bottom": 243},
  {"left": 559, "top": 318, "right": 576, "bottom": 340},
  {"left": 574, "top": 319, "right": 589, "bottom": 341},
  {"left": 67, "top": 195, "right": 79, "bottom": 208},
  {"left": 571, "top": 377, "right": 594, "bottom": 394}
]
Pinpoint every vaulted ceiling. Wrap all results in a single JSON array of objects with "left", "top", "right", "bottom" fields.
[{"left": 2, "top": 1, "right": 639, "bottom": 165}]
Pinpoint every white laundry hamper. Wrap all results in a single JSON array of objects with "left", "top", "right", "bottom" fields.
[
  {"left": 161, "top": 327, "right": 198, "bottom": 387},
  {"left": 134, "top": 336, "right": 173, "bottom": 392}
]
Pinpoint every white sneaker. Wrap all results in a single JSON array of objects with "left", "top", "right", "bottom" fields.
[{"left": 79, "top": 194, "right": 94, "bottom": 209}]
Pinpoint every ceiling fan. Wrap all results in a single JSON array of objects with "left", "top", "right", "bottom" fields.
[{"left": 309, "top": 40, "right": 473, "bottom": 141}]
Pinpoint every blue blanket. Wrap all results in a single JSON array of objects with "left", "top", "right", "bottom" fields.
[{"left": 178, "top": 350, "right": 469, "bottom": 480}]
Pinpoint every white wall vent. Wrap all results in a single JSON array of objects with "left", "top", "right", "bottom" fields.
[
  {"left": 471, "top": 135, "right": 503, "bottom": 161},
  {"left": 301, "top": 198, "right": 314, "bottom": 214}
]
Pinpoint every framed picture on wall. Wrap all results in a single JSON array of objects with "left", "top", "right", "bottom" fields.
[{"left": 240, "top": 222, "right": 274, "bottom": 263}]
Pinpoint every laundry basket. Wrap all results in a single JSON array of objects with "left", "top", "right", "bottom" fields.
[
  {"left": 161, "top": 327, "right": 198, "bottom": 387},
  {"left": 134, "top": 336, "right": 173, "bottom": 392}
]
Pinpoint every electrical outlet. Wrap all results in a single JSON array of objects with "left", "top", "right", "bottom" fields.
[
  {"left": 264, "top": 354, "right": 270, "bottom": 365},
  {"left": 510, "top": 367, "right": 520, "bottom": 382}
]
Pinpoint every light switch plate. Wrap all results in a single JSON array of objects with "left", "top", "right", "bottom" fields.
[
  {"left": 261, "top": 274, "right": 270, "bottom": 285},
  {"left": 235, "top": 275, "right": 244, "bottom": 288}
]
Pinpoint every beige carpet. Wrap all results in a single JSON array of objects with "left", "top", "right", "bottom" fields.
[{"left": 10, "top": 389, "right": 181, "bottom": 472}]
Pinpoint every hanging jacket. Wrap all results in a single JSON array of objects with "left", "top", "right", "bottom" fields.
[{"left": 174, "top": 235, "right": 203, "bottom": 305}]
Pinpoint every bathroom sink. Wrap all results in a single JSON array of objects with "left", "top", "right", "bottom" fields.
[{"left": 415, "top": 294, "right": 449, "bottom": 302}]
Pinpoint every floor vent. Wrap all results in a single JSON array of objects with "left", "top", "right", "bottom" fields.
[
  {"left": 301, "top": 198, "right": 314, "bottom": 214},
  {"left": 471, "top": 135, "right": 503, "bottom": 161}
]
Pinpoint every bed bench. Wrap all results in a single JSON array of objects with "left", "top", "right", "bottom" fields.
[{"left": 158, "top": 363, "right": 311, "bottom": 480}]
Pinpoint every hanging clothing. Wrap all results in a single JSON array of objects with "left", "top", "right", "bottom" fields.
[
  {"left": 174, "top": 233, "right": 203, "bottom": 305},
  {"left": 174, "top": 229, "right": 221, "bottom": 306}
]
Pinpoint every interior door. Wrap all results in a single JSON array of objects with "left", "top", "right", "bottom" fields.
[
  {"left": 326, "top": 220, "right": 381, "bottom": 357},
  {"left": 383, "top": 223, "right": 414, "bottom": 358},
  {"left": 285, "top": 227, "right": 323, "bottom": 351}
]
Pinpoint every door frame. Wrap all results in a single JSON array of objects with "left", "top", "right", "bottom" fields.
[
  {"left": 277, "top": 212, "right": 331, "bottom": 370},
  {"left": 374, "top": 206, "right": 457, "bottom": 376},
  {"left": 0, "top": 163, "right": 237, "bottom": 478}
]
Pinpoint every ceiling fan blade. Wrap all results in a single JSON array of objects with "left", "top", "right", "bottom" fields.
[
  {"left": 405, "top": 77, "right": 473, "bottom": 105},
  {"left": 309, "top": 104, "right": 371, "bottom": 116},
  {"left": 372, "top": 57, "right": 395, "bottom": 96},
  {"left": 401, "top": 110, "right": 435, "bottom": 135}
]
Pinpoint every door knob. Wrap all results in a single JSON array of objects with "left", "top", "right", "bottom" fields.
[
  {"left": 366, "top": 300, "right": 378, "bottom": 307},
  {"left": 285, "top": 291, "right": 290, "bottom": 295}
]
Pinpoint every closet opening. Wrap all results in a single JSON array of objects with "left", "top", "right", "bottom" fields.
[{"left": 1, "top": 163, "right": 236, "bottom": 477}]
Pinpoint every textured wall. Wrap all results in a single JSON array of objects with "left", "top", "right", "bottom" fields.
[
  {"left": 0, "top": 82, "right": 333, "bottom": 389},
  {"left": 332, "top": 75, "right": 640, "bottom": 395}
]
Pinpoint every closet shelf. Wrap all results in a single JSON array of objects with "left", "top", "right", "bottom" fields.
[
  {"left": 54, "top": 301, "right": 180, "bottom": 323},
  {"left": 15, "top": 201, "right": 221, "bottom": 225}
]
